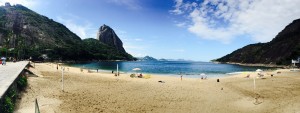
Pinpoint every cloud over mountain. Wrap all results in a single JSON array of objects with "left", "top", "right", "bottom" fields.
[{"left": 171, "top": 0, "right": 300, "bottom": 43}]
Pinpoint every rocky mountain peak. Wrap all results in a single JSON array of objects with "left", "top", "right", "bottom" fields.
[
  {"left": 0, "top": 5, "right": 135, "bottom": 61},
  {"left": 97, "top": 24, "right": 126, "bottom": 53}
]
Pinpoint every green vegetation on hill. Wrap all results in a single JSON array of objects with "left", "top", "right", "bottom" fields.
[
  {"left": 82, "top": 38, "right": 136, "bottom": 60},
  {"left": 216, "top": 19, "right": 300, "bottom": 65},
  {"left": 0, "top": 4, "right": 135, "bottom": 61}
]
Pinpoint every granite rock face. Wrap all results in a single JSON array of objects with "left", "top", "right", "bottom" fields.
[
  {"left": 0, "top": 4, "right": 82, "bottom": 49},
  {"left": 97, "top": 25, "right": 126, "bottom": 53}
]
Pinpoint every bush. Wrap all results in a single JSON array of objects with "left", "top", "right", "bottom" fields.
[
  {"left": 0, "top": 93, "right": 15, "bottom": 113},
  {"left": 7, "top": 89, "right": 16, "bottom": 103},
  {"left": 3, "top": 96, "right": 14, "bottom": 113},
  {"left": 17, "top": 76, "right": 27, "bottom": 90}
]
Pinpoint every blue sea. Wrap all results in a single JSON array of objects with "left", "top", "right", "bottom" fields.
[{"left": 68, "top": 61, "right": 274, "bottom": 78}]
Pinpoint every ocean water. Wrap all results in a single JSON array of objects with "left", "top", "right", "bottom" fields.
[{"left": 68, "top": 61, "right": 274, "bottom": 78}]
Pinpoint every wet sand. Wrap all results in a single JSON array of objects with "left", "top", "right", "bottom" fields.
[{"left": 15, "top": 63, "right": 300, "bottom": 113}]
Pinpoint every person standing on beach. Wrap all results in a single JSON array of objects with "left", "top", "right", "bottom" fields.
[
  {"left": 57, "top": 64, "right": 58, "bottom": 70},
  {"left": 1, "top": 57, "right": 6, "bottom": 65},
  {"left": 180, "top": 72, "right": 183, "bottom": 81}
]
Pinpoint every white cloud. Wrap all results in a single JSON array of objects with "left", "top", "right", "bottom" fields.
[
  {"left": 115, "top": 29, "right": 147, "bottom": 57},
  {"left": 170, "top": 0, "right": 198, "bottom": 15},
  {"left": 175, "top": 22, "right": 187, "bottom": 27},
  {"left": 108, "top": 0, "right": 141, "bottom": 10},
  {"left": 170, "top": 0, "right": 184, "bottom": 15},
  {"left": 123, "top": 43, "right": 147, "bottom": 57},
  {"left": 57, "top": 16, "right": 96, "bottom": 39},
  {"left": 171, "top": 0, "right": 300, "bottom": 43}
]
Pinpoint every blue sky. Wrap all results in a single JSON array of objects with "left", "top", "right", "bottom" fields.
[{"left": 1, "top": 0, "right": 300, "bottom": 61}]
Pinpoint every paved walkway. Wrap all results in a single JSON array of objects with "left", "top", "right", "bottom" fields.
[{"left": 0, "top": 61, "right": 29, "bottom": 99}]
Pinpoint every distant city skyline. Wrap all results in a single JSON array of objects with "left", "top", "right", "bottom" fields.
[{"left": 1, "top": 0, "right": 300, "bottom": 61}]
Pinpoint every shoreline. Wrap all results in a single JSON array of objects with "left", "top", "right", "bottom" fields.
[
  {"left": 212, "top": 61, "right": 288, "bottom": 68},
  {"left": 15, "top": 62, "right": 300, "bottom": 113},
  {"left": 34, "top": 62, "right": 300, "bottom": 84},
  {"left": 41, "top": 62, "right": 300, "bottom": 82},
  {"left": 62, "top": 62, "right": 279, "bottom": 79}
]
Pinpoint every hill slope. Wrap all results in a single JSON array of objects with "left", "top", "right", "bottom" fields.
[
  {"left": 0, "top": 4, "right": 135, "bottom": 61},
  {"left": 216, "top": 19, "right": 300, "bottom": 65}
]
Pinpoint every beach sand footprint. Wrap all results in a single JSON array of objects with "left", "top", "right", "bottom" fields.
[
  {"left": 233, "top": 96, "right": 264, "bottom": 111},
  {"left": 253, "top": 94, "right": 264, "bottom": 105}
]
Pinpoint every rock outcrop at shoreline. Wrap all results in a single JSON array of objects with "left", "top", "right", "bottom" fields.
[
  {"left": 216, "top": 18, "right": 300, "bottom": 65},
  {"left": 97, "top": 24, "right": 126, "bottom": 53}
]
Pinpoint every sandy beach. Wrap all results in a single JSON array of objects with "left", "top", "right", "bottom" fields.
[{"left": 14, "top": 63, "right": 300, "bottom": 113}]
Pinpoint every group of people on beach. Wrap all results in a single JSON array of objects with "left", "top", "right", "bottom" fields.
[{"left": 180, "top": 72, "right": 208, "bottom": 80}]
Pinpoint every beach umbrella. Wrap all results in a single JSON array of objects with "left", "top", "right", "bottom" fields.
[
  {"left": 200, "top": 73, "right": 206, "bottom": 79},
  {"left": 132, "top": 68, "right": 141, "bottom": 71},
  {"left": 132, "top": 68, "right": 141, "bottom": 76},
  {"left": 256, "top": 69, "right": 263, "bottom": 72}
]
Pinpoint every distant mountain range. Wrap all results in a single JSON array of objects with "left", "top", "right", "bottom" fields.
[
  {"left": 0, "top": 3, "right": 135, "bottom": 61},
  {"left": 215, "top": 18, "right": 300, "bottom": 65},
  {"left": 137, "top": 56, "right": 193, "bottom": 62}
]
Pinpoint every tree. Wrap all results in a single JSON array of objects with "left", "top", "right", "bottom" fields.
[{"left": 3, "top": 31, "right": 13, "bottom": 57}]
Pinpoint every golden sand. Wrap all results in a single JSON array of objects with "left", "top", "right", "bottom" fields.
[{"left": 14, "top": 63, "right": 300, "bottom": 113}]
